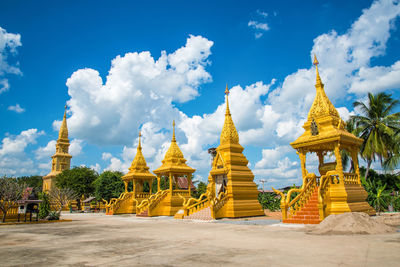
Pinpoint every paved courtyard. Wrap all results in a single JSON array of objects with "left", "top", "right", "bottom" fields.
[{"left": 0, "top": 213, "right": 399, "bottom": 266}]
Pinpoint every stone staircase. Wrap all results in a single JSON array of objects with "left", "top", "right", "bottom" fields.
[
  {"left": 283, "top": 187, "right": 321, "bottom": 224},
  {"left": 136, "top": 209, "right": 149, "bottom": 217},
  {"left": 183, "top": 206, "right": 213, "bottom": 221}
]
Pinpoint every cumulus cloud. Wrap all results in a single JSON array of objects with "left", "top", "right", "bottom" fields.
[
  {"left": 61, "top": 35, "right": 213, "bottom": 145},
  {"left": 0, "top": 129, "right": 44, "bottom": 176},
  {"left": 248, "top": 20, "right": 269, "bottom": 39},
  {"left": 0, "top": 26, "right": 22, "bottom": 94},
  {"left": 7, "top": 103, "right": 25, "bottom": 113}
]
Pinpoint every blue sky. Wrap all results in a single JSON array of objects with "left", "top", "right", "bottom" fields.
[{"left": 1, "top": 0, "right": 400, "bottom": 189}]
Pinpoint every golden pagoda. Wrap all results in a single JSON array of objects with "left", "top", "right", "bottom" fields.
[
  {"left": 136, "top": 121, "right": 195, "bottom": 217},
  {"left": 105, "top": 132, "right": 156, "bottom": 215},
  {"left": 43, "top": 105, "right": 72, "bottom": 192},
  {"left": 273, "top": 56, "right": 375, "bottom": 224},
  {"left": 176, "top": 85, "right": 264, "bottom": 220}
]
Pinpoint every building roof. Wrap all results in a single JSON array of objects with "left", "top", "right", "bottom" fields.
[
  {"left": 153, "top": 121, "right": 195, "bottom": 175},
  {"left": 123, "top": 132, "right": 156, "bottom": 181}
]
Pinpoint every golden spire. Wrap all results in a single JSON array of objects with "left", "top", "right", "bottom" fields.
[
  {"left": 313, "top": 55, "right": 323, "bottom": 87},
  {"left": 220, "top": 84, "right": 239, "bottom": 145},
  {"left": 58, "top": 104, "right": 69, "bottom": 140},
  {"left": 128, "top": 131, "right": 149, "bottom": 172},
  {"left": 307, "top": 56, "right": 340, "bottom": 122},
  {"left": 172, "top": 120, "right": 176, "bottom": 142}
]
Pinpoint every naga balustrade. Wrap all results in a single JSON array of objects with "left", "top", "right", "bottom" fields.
[
  {"left": 318, "top": 170, "right": 339, "bottom": 219},
  {"left": 180, "top": 192, "right": 211, "bottom": 217},
  {"left": 343, "top": 172, "right": 360, "bottom": 184},
  {"left": 212, "top": 192, "right": 229, "bottom": 217},
  {"left": 273, "top": 172, "right": 317, "bottom": 220},
  {"left": 136, "top": 190, "right": 168, "bottom": 215}
]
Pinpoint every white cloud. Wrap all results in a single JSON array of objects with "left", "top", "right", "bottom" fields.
[
  {"left": 248, "top": 20, "right": 269, "bottom": 31},
  {"left": 90, "top": 163, "right": 101, "bottom": 173},
  {"left": 0, "top": 26, "right": 22, "bottom": 94},
  {"left": 70, "top": 139, "right": 83, "bottom": 157},
  {"left": 7, "top": 103, "right": 25, "bottom": 113},
  {"left": 350, "top": 60, "right": 400, "bottom": 94},
  {"left": 35, "top": 140, "right": 56, "bottom": 159},
  {"left": 248, "top": 20, "right": 269, "bottom": 38},
  {"left": 0, "top": 129, "right": 44, "bottom": 176},
  {"left": 256, "top": 10, "right": 268, "bottom": 18},
  {"left": 61, "top": 35, "right": 213, "bottom": 146}
]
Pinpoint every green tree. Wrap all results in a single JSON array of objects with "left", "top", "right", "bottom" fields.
[
  {"left": 38, "top": 192, "right": 51, "bottom": 219},
  {"left": 351, "top": 92, "right": 400, "bottom": 178},
  {"left": 55, "top": 166, "right": 98, "bottom": 198},
  {"left": 191, "top": 181, "right": 207, "bottom": 199},
  {"left": 16, "top": 175, "right": 43, "bottom": 197},
  {"left": 0, "top": 176, "right": 26, "bottom": 222},
  {"left": 93, "top": 171, "right": 124, "bottom": 202}
]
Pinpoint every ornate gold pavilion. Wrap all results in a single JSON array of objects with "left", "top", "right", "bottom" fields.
[
  {"left": 175, "top": 86, "right": 264, "bottom": 220},
  {"left": 273, "top": 56, "right": 375, "bottom": 224},
  {"left": 136, "top": 121, "right": 196, "bottom": 217},
  {"left": 105, "top": 132, "right": 156, "bottom": 215},
  {"left": 43, "top": 106, "right": 72, "bottom": 192}
]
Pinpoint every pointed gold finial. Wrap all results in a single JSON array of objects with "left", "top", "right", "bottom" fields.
[
  {"left": 225, "top": 84, "right": 231, "bottom": 115},
  {"left": 138, "top": 130, "right": 142, "bottom": 149},
  {"left": 313, "top": 55, "right": 323, "bottom": 87},
  {"left": 59, "top": 104, "right": 69, "bottom": 140},
  {"left": 172, "top": 120, "right": 176, "bottom": 142},
  {"left": 63, "top": 104, "right": 67, "bottom": 118}
]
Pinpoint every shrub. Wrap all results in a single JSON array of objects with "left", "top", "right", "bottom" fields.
[
  {"left": 47, "top": 211, "right": 60, "bottom": 220},
  {"left": 38, "top": 192, "right": 51, "bottom": 219},
  {"left": 258, "top": 192, "right": 281, "bottom": 211}
]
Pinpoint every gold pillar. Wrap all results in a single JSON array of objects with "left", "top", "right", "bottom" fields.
[
  {"left": 352, "top": 147, "right": 361, "bottom": 184},
  {"left": 149, "top": 180, "right": 153, "bottom": 194},
  {"left": 298, "top": 149, "right": 307, "bottom": 183},
  {"left": 133, "top": 181, "right": 136, "bottom": 195},
  {"left": 157, "top": 176, "right": 161, "bottom": 192},
  {"left": 334, "top": 143, "right": 344, "bottom": 184},
  {"left": 124, "top": 181, "right": 128, "bottom": 192},
  {"left": 169, "top": 173, "right": 173, "bottom": 193},
  {"left": 188, "top": 175, "right": 192, "bottom": 196}
]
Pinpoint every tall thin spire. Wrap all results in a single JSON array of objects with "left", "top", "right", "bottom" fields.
[
  {"left": 138, "top": 130, "right": 142, "bottom": 150},
  {"left": 313, "top": 55, "right": 323, "bottom": 87},
  {"left": 225, "top": 84, "right": 231, "bottom": 115},
  {"left": 172, "top": 120, "right": 176, "bottom": 142},
  {"left": 220, "top": 84, "right": 239, "bottom": 145},
  {"left": 59, "top": 104, "right": 69, "bottom": 140}
]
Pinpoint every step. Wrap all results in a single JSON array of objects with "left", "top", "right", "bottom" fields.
[
  {"left": 301, "top": 207, "right": 319, "bottom": 212},
  {"left": 283, "top": 218, "right": 321, "bottom": 224},
  {"left": 295, "top": 210, "right": 320, "bottom": 216},
  {"left": 291, "top": 215, "right": 320, "bottom": 220}
]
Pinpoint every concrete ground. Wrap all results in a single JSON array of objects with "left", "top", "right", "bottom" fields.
[{"left": 0, "top": 213, "right": 399, "bottom": 267}]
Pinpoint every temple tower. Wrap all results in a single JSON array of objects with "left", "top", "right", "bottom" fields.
[
  {"left": 42, "top": 105, "right": 72, "bottom": 192},
  {"left": 177, "top": 85, "right": 264, "bottom": 219},
  {"left": 136, "top": 121, "right": 196, "bottom": 217},
  {"left": 105, "top": 132, "right": 156, "bottom": 215},
  {"left": 273, "top": 56, "right": 375, "bottom": 224}
]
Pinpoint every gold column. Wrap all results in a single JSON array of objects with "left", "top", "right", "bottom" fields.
[
  {"left": 352, "top": 147, "right": 361, "bottom": 184},
  {"left": 149, "top": 180, "right": 153, "bottom": 194},
  {"left": 169, "top": 173, "right": 173, "bottom": 193},
  {"left": 157, "top": 176, "right": 161, "bottom": 192},
  {"left": 124, "top": 181, "right": 128, "bottom": 192},
  {"left": 298, "top": 149, "right": 307, "bottom": 183},
  {"left": 188, "top": 174, "right": 191, "bottom": 196},
  {"left": 334, "top": 143, "right": 344, "bottom": 184}
]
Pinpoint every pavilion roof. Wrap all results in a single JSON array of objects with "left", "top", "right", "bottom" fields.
[
  {"left": 153, "top": 121, "right": 195, "bottom": 175},
  {"left": 123, "top": 132, "right": 156, "bottom": 181},
  {"left": 291, "top": 56, "right": 363, "bottom": 151}
]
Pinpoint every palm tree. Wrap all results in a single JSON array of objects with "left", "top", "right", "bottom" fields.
[{"left": 351, "top": 92, "right": 400, "bottom": 179}]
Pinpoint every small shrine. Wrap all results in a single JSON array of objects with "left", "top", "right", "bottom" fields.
[
  {"left": 43, "top": 105, "right": 72, "bottom": 192},
  {"left": 105, "top": 132, "right": 156, "bottom": 215},
  {"left": 175, "top": 86, "right": 264, "bottom": 220},
  {"left": 273, "top": 56, "right": 375, "bottom": 224},
  {"left": 136, "top": 121, "right": 195, "bottom": 217}
]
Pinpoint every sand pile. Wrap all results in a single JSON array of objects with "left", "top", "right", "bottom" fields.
[
  {"left": 308, "top": 212, "right": 397, "bottom": 235},
  {"left": 374, "top": 213, "right": 400, "bottom": 227}
]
